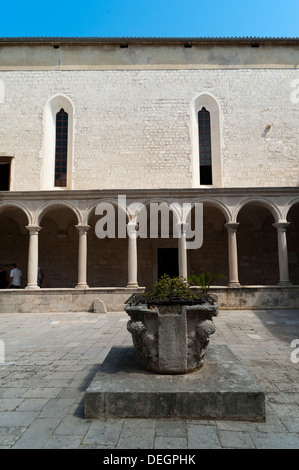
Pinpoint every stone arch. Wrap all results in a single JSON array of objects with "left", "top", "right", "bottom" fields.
[
  {"left": 188, "top": 201, "right": 228, "bottom": 285},
  {"left": 86, "top": 198, "right": 129, "bottom": 225},
  {"left": 191, "top": 198, "right": 231, "bottom": 223},
  {"left": 140, "top": 198, "right": 182, "bottom": 233},
  {"left": 190, "top": 92, "right": 223, "bottom": 188},
  {"left": 234, "top": 197, "right": 281, "bottom": 223},
  {"left": 38, "top": 202, "right": 80, "bottom": 287},
  {"left": 285, "top": 198, "right": 299, "bottom": 221},
  {"left": 0, "top": 204, "right": 31, "bottom": 287},
  {"left": 236, "top": 201, "right": 278, "bottom": 285},
  {"left": 87, "top": 198, "right": 129, "bottom": 287},
  {"left": 132, "top": 198, "right": 184, "bottom": 287},
  {"left": 37, "top": 200, "right": 81, "bottom": 226},
  {"left": 40, "top": 94, "right": 75, "bottom": 190},
  {"left": 0, "top": 201, "right": 32, "bottom": 225}
]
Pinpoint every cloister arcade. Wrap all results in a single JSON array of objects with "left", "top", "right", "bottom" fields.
[{"left": 0, "top": 189, "right": 298, "bottom": 291}]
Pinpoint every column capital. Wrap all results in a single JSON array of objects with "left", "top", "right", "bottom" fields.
[
  {"left": 127, "top": 222, "right": 138, "bottom": 239},
  {"left": 176, "top": 222, "right": 189, "bottom": 227},
  {"left": 75, "top": 224, "right": 90, "bottom": 234},
  {"left": 175, "top": 222, "right": 189, "bottom": 234},
  {"left": 224, "top": 222, "right": 239, "bottom": 232},
  {"left": 273, "top": 221, "right": 290, "bottom": 232},
  {"left": 26, "top": 225, "right": 42, "bottom": 234}
]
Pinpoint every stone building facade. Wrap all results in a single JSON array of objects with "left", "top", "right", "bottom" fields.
[{"left": 0, "top": 37, "right": 298, "bottom": 309}]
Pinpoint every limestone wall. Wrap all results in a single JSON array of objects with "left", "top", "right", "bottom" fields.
[{"left": 0, "top": 66, "right": 299, "bottom": 190}]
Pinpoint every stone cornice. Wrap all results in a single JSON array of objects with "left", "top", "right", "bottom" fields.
[
  {"left": 1, "top": 186, "right": 299, "bottom": 200},
  {"left": 1, "top": 39, "right": 299, "bottom": 70},
  {"left": 1, "top": 37, "right": 299, "bottom": 46}
]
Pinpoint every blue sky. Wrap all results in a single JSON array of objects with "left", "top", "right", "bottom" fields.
[{"left": 1, "top": 0, "right": 299, "bottom": 38}]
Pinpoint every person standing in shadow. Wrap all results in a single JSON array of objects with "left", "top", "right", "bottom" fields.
[
  {"left": 8, "top": 263, "right": 22, "bottom": 289},
  {"left": 37, "top": 267, "right": 44, "bottom": 287}
]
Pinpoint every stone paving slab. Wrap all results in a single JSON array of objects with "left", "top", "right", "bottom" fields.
[{"left": 0, "top": 309, "right": 298, "bottom": 449}]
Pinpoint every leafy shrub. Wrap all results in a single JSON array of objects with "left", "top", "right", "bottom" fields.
[
  {"left": 126, "top": 272, "right": 223, "bottom": 306},
  {"left": 144, "top": 274, "right": 202, "bottom": 301}
]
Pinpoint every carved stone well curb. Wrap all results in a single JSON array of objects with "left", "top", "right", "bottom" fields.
[{"left": 125, "top": 296, "right": 219, "bottom": 374}]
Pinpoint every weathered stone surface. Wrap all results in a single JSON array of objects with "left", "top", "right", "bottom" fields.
[
  {"left": 158, "top": 311, "right": 187, "bottom": 372},
  {"left": 84, "top": 345, "right": 266, "bottom": 421},
  {"left": 1, "top": 286, "right": 299, "bottom": 313},
  {"left": 126, "top": 302, "right": 218, "bottom": 374},
  {"left": 93, "top": 297, "right": 107, "bottom": 314}
]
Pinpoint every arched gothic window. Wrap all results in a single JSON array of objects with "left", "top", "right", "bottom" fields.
[
  {"left": 198, "top": 107, "right": 212, "bottom": 185},
  {"left": 190, "top": 92, "right": 223, "bottom": 188},
  {"left": 41, "top": 94, "right": 74, "bottom": 190},
  {"left": 55, "top": 108, "right": 68, "bottom": 187}
]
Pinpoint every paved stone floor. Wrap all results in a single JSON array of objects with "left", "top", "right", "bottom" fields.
[{"left": 0, "top": 308, "right": 298, "bottom": 449}]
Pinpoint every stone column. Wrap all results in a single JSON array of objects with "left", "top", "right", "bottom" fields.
[
  {"left": 224, "top": 222, "right": 240, "bottom": 287},
  {"left": 25, "top": 225, "right": 42, "bottom": 290},
  {"left": 273, "top": 221, "right": 291, "bottom": 286},
  {"left": 178, "top": 223, "right": 188, "bottom": 279},
  {"left": 75, "top": 224, "right": 90, "bottom": 289},
  {"left": 127, "top": 222, "right": 138, "bottom": 288}
]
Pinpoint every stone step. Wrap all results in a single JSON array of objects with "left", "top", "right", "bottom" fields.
[{"left": 84, "top": 345, "right": 266, "bottom": 421}]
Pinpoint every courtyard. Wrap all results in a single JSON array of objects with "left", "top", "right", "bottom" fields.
[{"left": 0, "top": 307, "right": 298, "bottom": 449}]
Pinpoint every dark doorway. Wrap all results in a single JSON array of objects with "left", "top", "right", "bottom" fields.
[
  {"left": 158, "top": 248, "right": 179, "bottom": 280},
  {"left": 0, "top": 158, "right": 12, "bottom": 190}
]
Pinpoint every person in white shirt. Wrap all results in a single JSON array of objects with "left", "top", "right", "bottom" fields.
[{"left": 9, "top": 263, "right": 22, "bottom": 288}]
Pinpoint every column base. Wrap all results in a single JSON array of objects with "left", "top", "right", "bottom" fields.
[
  {"left": 75, "top": 283, "right": 89, "bottom": 289},
  {"left": 127, "top": 283, "right": 139, "bottom": 288},
  {"left": 228, "top": 282, "right": 241, "bottom": 288},
  {"left": 25, "top": 284, "right": 40, "bottom": 290},
  {"left": 277, "top": 280, "right": 293, "bottom": 287}
]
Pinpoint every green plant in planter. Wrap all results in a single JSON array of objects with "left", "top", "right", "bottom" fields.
[
  {"left": 188, "top": 272, "right": 225, "bottom": 295},
  {"left": 125, "top": 273, "right": 221, "bottom": 307},
  {"left": 144, "top": 274, "right": 203, "bottom": 302},
  {"left": 147, "top": 274, "right": 187, "bottom": 299}
]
